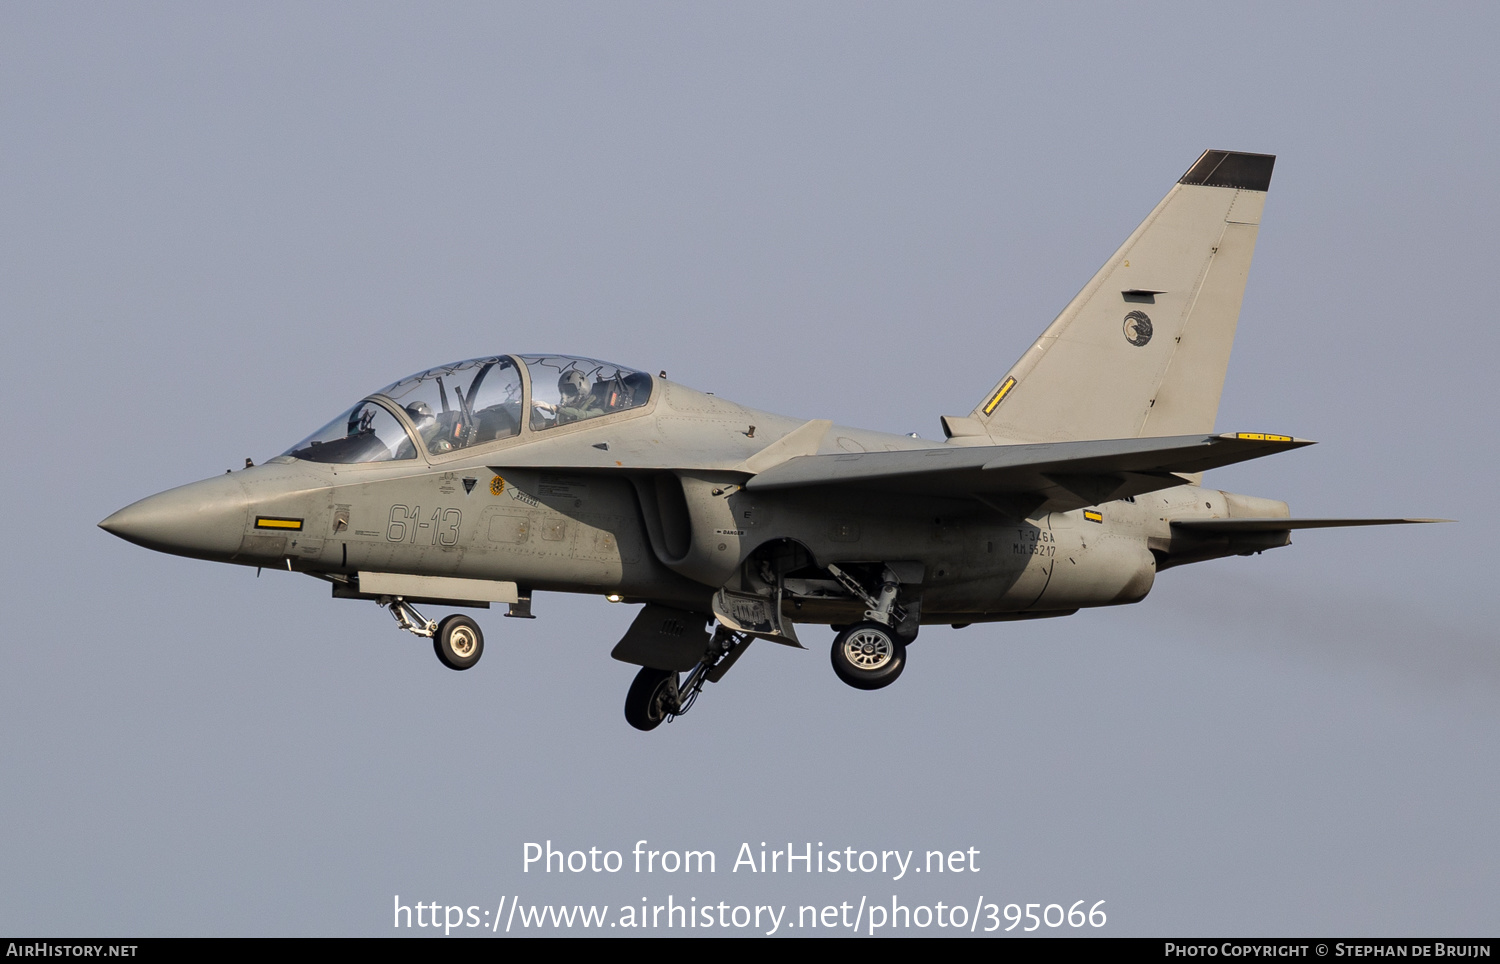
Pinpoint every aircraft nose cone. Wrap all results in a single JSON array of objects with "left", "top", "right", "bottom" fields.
[{"left": 99, "top": 474, "right": 250, "bottom": 561}]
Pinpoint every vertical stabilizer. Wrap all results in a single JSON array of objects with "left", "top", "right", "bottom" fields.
[{"left": 962, "top": 150, "right": 1274, "bottom": 444}]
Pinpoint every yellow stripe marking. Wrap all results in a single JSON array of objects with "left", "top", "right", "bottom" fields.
[
  {"left": 1234, "top": 432, "right": 1293, "bottom": 442},
  {"left": 255, "top": 517, "right": 303, "bottom": 530},
  {"left": 983, "top": 377, "right": 1017, "bottom": 415},
  {"left": 1084, "top": 510, "right": 1103, "bottom": 523}
]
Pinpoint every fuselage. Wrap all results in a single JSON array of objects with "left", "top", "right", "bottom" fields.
[{"left": 99, "top": 359, "right": 1290, "bottom": 626}]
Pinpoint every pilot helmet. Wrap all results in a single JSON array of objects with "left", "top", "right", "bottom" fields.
[
  {"left": 404, "top": 401, "right": 435, "bottom": 425},
  {"left": 558, "top": 370, "right": 588, "bottom": 401}
]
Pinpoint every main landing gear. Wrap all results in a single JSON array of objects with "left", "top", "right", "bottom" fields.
[
  {"left": 380, "top": 596, "right": 486, "bottom": 671},
  {"left": 623, "top": 625, "right": 752, "bottom": 732},
  {"left": 830, "top": 622, "right": 905, "bottom": 690},
  {"left": 623, "top": 667, "right": 677, "bottom": 731},
  {"left": 825, "top": 563, "right": 916, "bottom": 691}
]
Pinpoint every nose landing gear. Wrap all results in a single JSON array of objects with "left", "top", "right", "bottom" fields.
[
  {"left": 434, "top": 614, "right": 483, "bottom": 671},
  {"left": 379, "top": 596, "right": 486, "bottom": 671}
]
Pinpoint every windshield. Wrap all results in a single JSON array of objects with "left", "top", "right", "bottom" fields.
[
  {"left": 375, "top": 356, "right": 524, "bottom": 455},
  {"left": 282, "top": 400, "right": 417, "bottom": 463}
]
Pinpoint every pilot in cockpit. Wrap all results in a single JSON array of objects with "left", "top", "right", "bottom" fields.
[
  {"left": 534, "top": 370, "right": 606, "bottom": 425},
  {"left": 405, "top": 401, "right": 456, "bottom": 454}
]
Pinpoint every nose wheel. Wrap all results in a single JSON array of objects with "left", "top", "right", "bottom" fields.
[
  {"left": 831, "top": 622, "right": 906, "bottom": 690},
  {"left": 434, "top": 614, "right": 484, "bottom": 671},
  {"left": 379, "top": 596, "right": 486, "bottom": 671}
]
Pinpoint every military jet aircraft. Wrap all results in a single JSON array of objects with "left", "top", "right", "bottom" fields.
[{"left": 100, "top": 149, "right": 1440, "bottom": 731}]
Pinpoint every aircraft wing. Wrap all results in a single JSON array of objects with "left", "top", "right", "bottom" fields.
[{"left": 741, "top": 433, "right": 1313, "bottom": 509}]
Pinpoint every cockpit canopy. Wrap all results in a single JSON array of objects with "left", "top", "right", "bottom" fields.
[{"left": 281, "top": 354, "right": 652, "bottom": 463}]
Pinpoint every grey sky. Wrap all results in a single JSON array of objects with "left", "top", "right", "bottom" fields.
[{"left": 2, "top": 2, "right": 1495, "bottom": 936}]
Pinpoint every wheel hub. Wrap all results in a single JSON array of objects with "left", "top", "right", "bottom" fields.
[
  {"left": 845, "top": 630, "right": 892, "bottom": 669},
  {"left": 650, "top": 679, "right": 674, "bottom": 721},
  {"left": 450, "top": 629, "right": 476, "bottom": 658}
]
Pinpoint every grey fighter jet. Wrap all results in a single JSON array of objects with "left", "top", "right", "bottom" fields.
[{"left": 100, "top": 150, "right": 1440, "bottom": 731}]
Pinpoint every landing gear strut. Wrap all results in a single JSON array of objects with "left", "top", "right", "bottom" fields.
[
  {"left": 825, "top": 563, "right": 916, "bottom": 690},
  {"left": 379, "top": 596, "right": 486, "bottom": 671},
  {"left": 623, "top": 625, "right": 751, "bottom": 731}
]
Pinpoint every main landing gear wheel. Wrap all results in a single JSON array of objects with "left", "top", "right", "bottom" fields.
[
  {"left": 624, "top": 666, "right": 677, "bottom": 731},
  {"left": 434, "top": 614, "right": 484, "bottom": 671},
  {"left": 831, "top": 622, "right": 906, "bottom": 690}
]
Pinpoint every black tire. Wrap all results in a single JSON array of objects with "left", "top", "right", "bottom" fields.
[
  {"left": 434, "top": 614, "right": 484, "bottom": 671},
  {"left": 830, "top": 622, "right": 906, "bottom": 690},
  {"left": 624, "top": 666, "right": 677, "bottom": 731}
]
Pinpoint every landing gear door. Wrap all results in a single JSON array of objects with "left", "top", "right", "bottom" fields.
[
  {"left": 713, "top": 588, "right": 803, "bottom": 648},
  {"left": 611, "top": 604, "right": 712, "bottom": 671}
]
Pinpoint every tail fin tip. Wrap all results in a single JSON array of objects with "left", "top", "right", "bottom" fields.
[{"left": 1179, "top": 150, "right": 1276, "bottom": 192}]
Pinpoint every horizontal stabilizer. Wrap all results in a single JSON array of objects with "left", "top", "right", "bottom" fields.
[
  {"left": 744, "top": 433, "right": 1312, "bottom": 510},
  {"left": 1172, "top": 517, "right": 1451, "bottom": 532}
]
